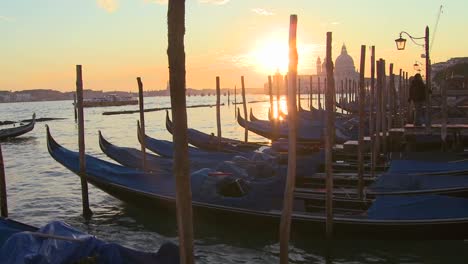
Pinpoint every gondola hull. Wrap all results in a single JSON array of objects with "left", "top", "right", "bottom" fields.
[
  {"left": 0, "top": 113, "right": 35, "bottom": 140},
  {"left": 47, "top": 127, "right": 468, "bottom": 239}
]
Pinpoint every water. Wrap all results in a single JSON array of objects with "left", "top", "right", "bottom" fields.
[{"left": 1, "top": 95, "right": 468, "bottom": 263}]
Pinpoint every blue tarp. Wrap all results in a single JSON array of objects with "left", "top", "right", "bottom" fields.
[
  {"left": 369, "top": 172, "right": 468, "bottom": 192},
  {"left": 0, "top": 221, "right": 179, "bottom": 264},
  {"left": 368, "top": 195, "right": 468, "bottom": 220},
  {"left": 389, "top": 159, "right": 468, "bottom": 173}
]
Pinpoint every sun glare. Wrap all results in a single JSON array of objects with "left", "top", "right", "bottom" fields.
[{"left": 252, "top": 39, "right": 289, "bottom": 74}]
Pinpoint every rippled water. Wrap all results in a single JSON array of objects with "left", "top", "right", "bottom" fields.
[{"left": 1, "top": 95, "right": 468, "bottom": 263}]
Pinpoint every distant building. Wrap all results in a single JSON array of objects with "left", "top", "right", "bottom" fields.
[{"left": 263, "top": 43, "right": 360, "bottom": 95}]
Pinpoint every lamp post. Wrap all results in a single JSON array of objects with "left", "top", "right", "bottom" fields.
[{"left": 395, "top": 26, "right": 431, "bottom": 130}]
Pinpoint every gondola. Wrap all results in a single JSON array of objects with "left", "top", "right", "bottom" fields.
[
  {"left": 165, "top": 111, "right": 262, "bottom": 153},
  {"left": 100, "top": 131, "right": 248, "bottom": 172},
  {"left": 47, "top": 126, "right": 468, "bottom": 239},
  {"left": 138, "top": 122, "right": 255, "bottom": 161},
  {"left": 237, "top": 109, "right": 352, "bottom": 143},
  {"left": 0, "top": 113, "right": 35, "bottom": 140},
  {"left": 0, "top": 217, "right": 179, "bottom": 263},
  {"left": 99, "top": 130, "right": 173, "bottom": 173},
  {"left": 101, "top": 130, "right": 375, "bottom": 188}
]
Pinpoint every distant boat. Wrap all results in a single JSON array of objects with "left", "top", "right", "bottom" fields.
[
  {"left": 74, "top": 94, "right": 138, "bottom": 108},
  {"left": 0, "top": 113, "right": 35, "bottom": 140}
]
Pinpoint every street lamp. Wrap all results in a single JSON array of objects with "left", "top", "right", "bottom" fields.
[{"left": 395, "top": 26, "right": 431, "bottom": 129}]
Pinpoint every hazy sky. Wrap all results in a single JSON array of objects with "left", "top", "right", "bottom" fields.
[{"left": 1, "top": 0, "right": 466, "bottom": 92}]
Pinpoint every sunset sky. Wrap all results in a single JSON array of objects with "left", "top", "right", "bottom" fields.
[{"left": 1, "top": 0, "right": 466, "bottom": 92}]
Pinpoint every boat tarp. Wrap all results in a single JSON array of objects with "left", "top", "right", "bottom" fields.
[
  {"left": 368, "top": 171, "right": 468, "bottom": 193},
  {"left": 0, "top": 221, "right": 179, "bottom": 264},
  {"left": 388, "top": 159, "right": 468, "bottom": 173},
  {"left": 368, "top": 195, "right": 468, "bottom": 220}
]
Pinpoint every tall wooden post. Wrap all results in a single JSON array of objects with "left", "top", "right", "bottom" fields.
[
  {"left": 340, "top": 80, "right": 344, "bottom": 113},
  {"left": 381, "top": 60, "right": 387, "bottom": 155},
  {"left": 76, "top": 65, "right": 92, "bottom": 219},
  {"left": 167, "top": 1, "right": 194, "bottom": 262},
  {"left": 0, "top": 144, "right": 8, "bottom": 217},
  {"left": 137, "top": 77, "right": 147, "bottom": 171},
  {"left": 370, "top": 46, "right": 376, "bottom": 178},
  {"left": 374, "top": 60, "right": 382, "bottom": 177},
  {"left": 279, "top": 15, "right": 298, "bottom": 264},
  {"left": 228, "top": 90, "right": 230, "bottom": 107},
  {"left": 276, "top": 74, "right": 281, "bottom": 117},
  {"left": 425, "top": 26, "right": 431, "bottom": 132},
  {"left": 309, "top": 76, "right": 313, "bottom": 109},
  {"left": 241, "top": 76, "right": 248, "bottom": 142},
  {"left": 325, "top": 32, "right": 334, "bottom": 240},
  {"left": 268, "top": 76, "right": 274, "bottom": 120},
  {"left": 234, "top": 85, "right": 237, "bottom": 118},
  {"left": 388, "top": 64, "right": 394, "bottom": 130},
  {"left": 357, "top": 45, "right": 366, "bottom": 199},
  {"left": 298, "top": 76, "right": 302, "bottom": 110},
  {"left": 398, "top": 69, "right": 403, "bottom": 122},
  {"left": 216, "top": 76, "right": 222, "bottom": 147},
  {"left": 318, "top": 77, "right": 322, "bottom": 110}
]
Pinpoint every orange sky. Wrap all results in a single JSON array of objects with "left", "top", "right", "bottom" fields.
[{"left": 1, "top": 1, "right": 466, "bottom": 92}]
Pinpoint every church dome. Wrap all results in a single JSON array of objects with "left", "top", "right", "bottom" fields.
[{"left": 335, "top": 44, "right": 355, "bottom": 71}]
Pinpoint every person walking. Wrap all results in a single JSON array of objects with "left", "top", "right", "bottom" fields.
[{"left": 408, "top": 73, "right": 426, "bottom": 126}]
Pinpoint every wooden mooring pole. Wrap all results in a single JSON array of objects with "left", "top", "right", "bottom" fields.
[
  {"left": 76, "top": 65, "right": 93, "bottom": 219},
  {"left": 216, "top": 76, "right": 222, "bottom": 148},
  {"left": 381, "top": 60, "right": 387, "bottom": 155},
  {"left": 167, "top": 0, "right": 194, "bottom": 262},
  {"left": 268, "top": 75, "right": 274, "bottom": 120},
  {"left": 137, "top": 77, "right": 147, "bottom": 171},
  {"left": 234, "top": 85, "right": 237, "bottom": 118},
  {"left": 357, "top": 45, "right": 366, "bottom": 199},
  {"left": 309, "top": 76, "right": 313, "bottom": 109},
  {"left": 318, "top": 77, "right": 322, "bottom": 110},
  {"left": 370, "top": 46, "right": 376, "bottom": 178},
  {"left": 0, "top": 144, "right": 8, "bottom": 217},
  {"left": 279, "top": 14, "right": 298, "bottom": 264},
  {"left": 325, "top": 31, "right": 334, "bottom": 240},
  {"left": 241, "top": 76, "right": 248, "bottom": 142}
]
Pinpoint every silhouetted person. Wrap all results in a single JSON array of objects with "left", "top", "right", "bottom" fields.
[{"left": 408, "top": 73, "right": 426, "bottom": 126}]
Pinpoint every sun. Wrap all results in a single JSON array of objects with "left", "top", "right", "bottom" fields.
[{"left": 251, "top": 38, "right": 289, "bottom": 74}]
